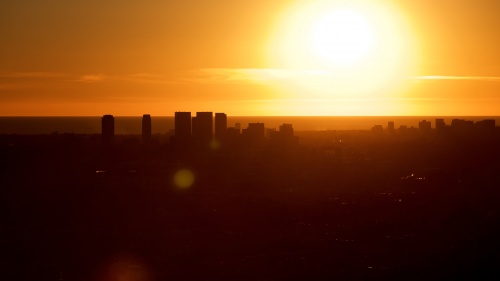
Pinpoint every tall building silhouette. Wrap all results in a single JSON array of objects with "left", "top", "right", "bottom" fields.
[
  {"left": 435, "top": 119, "right": 446, "bottom": 133},
  {"left": 387, "top": 121, "right": 395, "bottom": 135},
  {"left": 419, "top": 120, "right": 432, "bottom": 134},
  {"left": 279, "top": 123, "right": 294, "bottom": 138},
  {"left": 175, "top": 112, "right": 192, "bottom": 140},
  {"left": 142, "top": 114, "right": 151, "bottom": 144},
  {"left": 215, "top": 113, "right": 227, "bottom": 142},
  {"left": 101, "top": 114, "right": 114, "bottom": 145},
  {"left": 192, "top": 112, "right": 213, "bottom": 146}
]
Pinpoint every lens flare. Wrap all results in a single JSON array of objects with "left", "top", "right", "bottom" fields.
[
  {"left": 210, "top": 139, "right": 220, "bottom": 150},
  {"left": 174, "top": 169, "right": 195, "bottom": 189}
]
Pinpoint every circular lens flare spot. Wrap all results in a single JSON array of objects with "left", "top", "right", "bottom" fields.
[
  {"left": 210, "top": 139, "right": 220, "bottom": 150},
  {"left": 174, "top": 169, "right": 194, "bottom": 189},
  {"left": 95, "top": 255, "right": 152, "bottom": 281}
]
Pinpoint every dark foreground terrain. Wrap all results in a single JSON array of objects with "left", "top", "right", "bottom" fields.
[{"left": 1, "top": 130, "right": 500, "bottom": 280}]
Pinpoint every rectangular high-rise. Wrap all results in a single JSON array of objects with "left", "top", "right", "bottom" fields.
[
  {"left": 193, "top": 112, "right": 213, "bottom": 145},
  {"left": 417, "top": 120, "right": 431, "bottom": 139},
  {"left": 214, "top": 113, "right": 227, "bottom": 141},
  {"left": 435, "top": 119, "right": 446, "bottom": 132},
  {"left": 279, "top": 123, "right": 294, "bottom": 138},
  {"left": 101, "top": 114, "right": 114, "bottom": 145},
  {"left": 142, "top": 114, "right": 151, "bottom": 144},
  {"left": 175, "top": 112, "right": 192, "bottom": 140},
  {"left": 387, "top": 121, "right": 395, "bottom": 135},
  {"left": 419, "top": 120, "right": 432, "bottom": 133}
]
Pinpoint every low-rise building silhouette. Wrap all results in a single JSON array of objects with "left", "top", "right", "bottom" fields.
[
  {"left": 243, "top": 122, "right": 265, "bottom": 145},
  {"left": 371, "top": 125, "right": 384, "bottom": 136},
  {"left": 270, "top": 123, "right": 298, "bottom": 148}
]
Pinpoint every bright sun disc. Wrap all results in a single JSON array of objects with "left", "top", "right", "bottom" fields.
[
  {"left": 267, "top": 0, "right": 417, "bottom": 100},
  {"left": 309, "top": 9, "right": 375, "bottom": 67}
]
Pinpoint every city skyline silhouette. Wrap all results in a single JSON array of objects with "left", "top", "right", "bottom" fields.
[
  {"left": 2, "top": 111, "right": 499, "bottom": 280},
  {"left": 2, "top": 1, "right": 500, "bottom": 280}
]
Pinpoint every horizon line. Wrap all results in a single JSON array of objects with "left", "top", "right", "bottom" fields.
[{"left": 1, "top": 115, "right": 500, "bottom": 118}]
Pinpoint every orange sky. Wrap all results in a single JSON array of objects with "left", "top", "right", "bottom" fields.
[{"left": 1, "top": 0, "right": 500, "bottom": 116}]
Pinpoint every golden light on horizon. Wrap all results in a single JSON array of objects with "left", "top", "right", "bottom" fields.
[
  {"left": 267, "top": 0, "right": 418, "bottom": 103},
  {"left": 2, "top": 1, "right": 500, "bottom": 116}
]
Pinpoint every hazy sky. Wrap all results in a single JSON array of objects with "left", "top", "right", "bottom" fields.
[{"left": 1, "top": 0, "right": 500, "bottom": 116}]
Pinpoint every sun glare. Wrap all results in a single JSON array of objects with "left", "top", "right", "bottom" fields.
[
  {"left": 309, "top": 9, "right": 375, "bottom": 68},
  {"left": 267, "top": 0, "right": 417, "bottom": 102}
]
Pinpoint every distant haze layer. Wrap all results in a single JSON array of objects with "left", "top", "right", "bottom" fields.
[{"left": 0, "top": 116, "right": 498, "bottom": 135}]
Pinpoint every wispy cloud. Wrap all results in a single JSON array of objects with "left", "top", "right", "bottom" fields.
[
  {"left": 0, "top": 71, "right": 181, "bottom": 85},
  {"left": 0, "top": 71, "right": 69, "bottom": 79},
  {"left": 0, "top": 71, "right": 70, "bottom": 90},
  {"left": 3, "top": 70, "right": 500, "bottom": 89},
  {"left": 118, "top": 73, "right": 180, "bottom": 85},
  {"left": 74, "top": 73, "right": 180, "bottom": 84},
  {"left": 414, "top": 76, "right": 500, "bottom": 81},
  {"left": 74, "top": 74, "right": 107, "bottom": 83},
  {"left": 188, "top": 68, "right": 334, "bottom": 84},
  {"left": 190, "top": 69, "right": 500, "bottom": 84}
]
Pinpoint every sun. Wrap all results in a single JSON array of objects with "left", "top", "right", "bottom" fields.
[
  {"left": 309, "top": 9, "right": 375, "bottom": 68},
  {"left": 267, "top": 0, "right": 417, "bottom": 99}
]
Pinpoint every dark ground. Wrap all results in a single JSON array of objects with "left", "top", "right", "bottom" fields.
[{"left": 1, "top": 131, "right": 500, "bottom": 280}]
